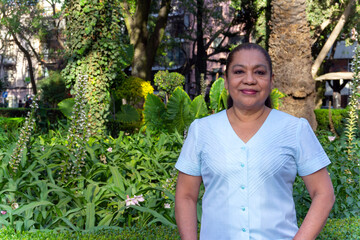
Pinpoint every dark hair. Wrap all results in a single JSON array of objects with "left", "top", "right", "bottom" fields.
[{"left": 226, "top": 43, "right": 273, "bottom": 109}]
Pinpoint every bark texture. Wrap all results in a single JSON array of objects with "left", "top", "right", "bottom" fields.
[{"left": 268, "top": 0, "right": 317, "bottom": 129}]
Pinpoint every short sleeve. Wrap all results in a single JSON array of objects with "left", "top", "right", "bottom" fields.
[
  {"left": 296, "top": 118, "right": 331, "bottom": 176},
  {"left": 175, "top": 120, "right": 201, "bottom": 176}
]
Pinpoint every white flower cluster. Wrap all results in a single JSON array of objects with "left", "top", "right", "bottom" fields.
[
  {"left": 60, "top": 75, "right": 91, "bottom": 180},
  {"left": 125, "top": 194, "right": 145, "bottom": 207},
  {"left": 9, "top": 95, "right": 39, "bottom": 173}
]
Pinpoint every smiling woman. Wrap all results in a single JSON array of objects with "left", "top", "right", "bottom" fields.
[{"left": 175, "top": 43, "right": 335, "bottom": 240}]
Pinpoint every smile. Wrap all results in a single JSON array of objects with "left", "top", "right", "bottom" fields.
[{"left": 240, "top": 89, "right": 258, "bottom": 94}]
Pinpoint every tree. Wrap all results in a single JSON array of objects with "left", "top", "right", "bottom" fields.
[
  {"left": 62, "top": 0, "right": 132, "bottom": 135},
  {"left": 120, "top": 0, "right": 171, "bottom": 82},
  {"left": 0, "top": 0, "right": 65, "bottom": 95},
  {"left": 178, "top": 0, "right": 253, "bottom": 96},
  {"left": 268, "top": 0, "right": 317, "bottom": 129}
]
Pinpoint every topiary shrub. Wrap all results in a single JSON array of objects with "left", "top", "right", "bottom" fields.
[
  {"left": 318, "top": 217, "right": 360, "bottom": 239},
  {"left": 154, "top": 70, "right": 185, "bottom": 102}
]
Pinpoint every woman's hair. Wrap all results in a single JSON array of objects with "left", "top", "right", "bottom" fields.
[{"left": 225, "top": 43, "right": 273, "bottom": 109}]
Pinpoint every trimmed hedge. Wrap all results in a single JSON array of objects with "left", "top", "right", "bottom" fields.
[
  {"left": 0, "top": 225, "right": 181, "bottom": 240},
  {"left": 314, "top": 108, "right": 348, "bottom": 133},
  {"left": 0, "top": 108, "right": 64, "bottom": 120},
  {"left": 0, "top": 218, "right": 359, "bottom": 239},
  {"left": 318, "top": 217, "right": 360, "bottom": 240}
]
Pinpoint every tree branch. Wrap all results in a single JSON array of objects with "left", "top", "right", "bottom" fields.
[{"left": 311, "top": 0, "right": 356, "bottom": 78}]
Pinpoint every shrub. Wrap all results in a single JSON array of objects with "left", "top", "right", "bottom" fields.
[
  {"left": 154, "top": 70, "right": 185, "bottom": 102},
  {"left": 0, "top": 117, "right": 25, "bottom": 132},
  {"left": 39, "top": 71, "right": 69, "bottom": 108},
  {"left": 318, "top": 217, "right": 360, "bottom": 240},
  {"left": 314, "top": 108, "right": 349, "bottom": 134},
  {"left": 114, "top": 76, "right": 154, "bottom": 106}
]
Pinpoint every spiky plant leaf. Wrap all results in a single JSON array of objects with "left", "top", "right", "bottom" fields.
[
  {"left": 166, "top": 87, "right": 193, "bottom": 133},
  {"left": 143, "top": 93, "right": 166, "bottom": 131},
  {"left": 191, "top": 95, "right": 208, "bottom": 119},
  {"left": 115, "top": 104, "right": 140, "bottom": 123}
]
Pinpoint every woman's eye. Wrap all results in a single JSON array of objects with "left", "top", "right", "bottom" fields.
[
  {"left": 234, "top": 70, "right": 244, "bottom": 74},
  {"left": 256, "top": 70, "right": 266, "bottom": 75}
]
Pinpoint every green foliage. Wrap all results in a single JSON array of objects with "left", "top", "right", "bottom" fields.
[
  {"left": 0, "top": 117, "right": 25, "bottom": 132},
  {"left": 345, "top": 44, "right": 360, "bottom": 158},
  {"left": 318, "top": 217, "right": 360, "bottom": 239},
  {"left": 57, "top": 98, "right": 75, "bottom": 119},
  {"left": 209, "top": 78, "right": 228, "bottom": 113},
  {"left": 144, "top": 87, "right": 207, "bottom": 134},
  {"left": 270, "top": 88, "right": 285, "bottom": 110},
  {"left": 0, "top": 225, "right": 181, "bottom": 239},
  {"left": 113, "top": 76, "right": 154, "bottom": 106},
  {"left": 39, "top": 71, "right": 69, "bottom": 108},
  {"left": 0, "top": 122, "right": 183, "bottom": 231},
  {"left": 314, "top": 108, "right": 349, "bottom": 133},
  {"left": 62, "top": 0, "right": 133, "bottom": 135},
  {"left": 154, "top": 71, "right": 185, "bottom": 101},
  {"left": 115, "top": 105, "right": 140, "bottom": 124}
]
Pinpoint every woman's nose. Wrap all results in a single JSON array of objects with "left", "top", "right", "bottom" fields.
[{"left": 243, "top": 73, "right": 257, "bottom": 84}]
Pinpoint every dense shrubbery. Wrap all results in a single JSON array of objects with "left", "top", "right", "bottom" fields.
[{"left": 314, "top": 108, "right": 349, "bottom": 134}]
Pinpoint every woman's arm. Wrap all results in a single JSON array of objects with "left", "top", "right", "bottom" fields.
[
  {"left": 175, "top": 172, "right": 202, "bottom": 240},
  {"left": 294, "top": 167, "right": 335, "bottom": 240}
]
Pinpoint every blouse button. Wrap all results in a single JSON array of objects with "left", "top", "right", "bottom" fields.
[
  {"left": 242, "top": 228, "right": 246, "bottom": 232},
  {"left": 241, "top": 207, "right": 246, "bottom": 211},
  {"left": 240, "top": 163, "right": 245, "bottom": 167},
  {"left": 241, "top": 185, "right": 246, "bottom": 190}
]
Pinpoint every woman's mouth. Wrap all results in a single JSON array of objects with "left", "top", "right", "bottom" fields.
[{"left": 240, "top": 89, "right": 258, "bottom": 94}]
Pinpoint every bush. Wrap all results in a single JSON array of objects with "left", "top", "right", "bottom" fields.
[
  {"left": 318, "top": 217, "right": 360, "bottom": 240},
  {"left": 0, "top": 117, "right": 25, "bottom": 132},
  {"left": 314, "top": 108, "right": 349, "bottom": 134},
  {"left": 0, "top": 225, "right": 181, "bottom": 240},
  {"left": 39, "top": 71, "right": 69, "bottom": 108},
  {"left": 113, "top": 76, "right": 154, "bottom": 106}
]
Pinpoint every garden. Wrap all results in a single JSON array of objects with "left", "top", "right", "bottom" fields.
[{"left": 0, "top": 47, "right": 359, "bottom": 239}]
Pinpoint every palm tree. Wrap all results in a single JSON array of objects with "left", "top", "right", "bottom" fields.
[{"left": 268, "top": 0, "right": 317, "bottom": 129}]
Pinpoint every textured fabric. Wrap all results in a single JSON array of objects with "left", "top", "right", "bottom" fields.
[{"left": 175, "top": 109, "right": 330, "bottom": 240}]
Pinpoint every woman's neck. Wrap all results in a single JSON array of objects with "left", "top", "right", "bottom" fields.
[{"left": 228, "top": 105, "right": 270, "bottom": 123}]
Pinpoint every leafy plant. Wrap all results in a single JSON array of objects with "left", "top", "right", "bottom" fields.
[
  {"left": 209, "top": 77, "right": 228, "bottom": 113},
  {"left": 39, "top": 71, "right": 69, "bottom": 108}
]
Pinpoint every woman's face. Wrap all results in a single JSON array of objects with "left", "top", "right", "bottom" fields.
[{"left": 225, "top": 49, "right": 273, "bottom": 111}]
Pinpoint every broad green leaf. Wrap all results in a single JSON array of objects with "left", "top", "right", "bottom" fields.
[
  {"left": 166, "top": 87, "right": 193, "bottom": 133},
  {"left": 191, "top": 95, "right": 208, "bottom": 119},
  {"left": 143, "top": 93, "right": 166, "bottom": 131},
  {"left": 115, "top": 104, "right": 140, "bottom": 123},
  {"left": 57, "top": 98, "right": 75, "bottom": 119},
  {"left": 209, "top": 78, "right": 226, "bottom": 112}
]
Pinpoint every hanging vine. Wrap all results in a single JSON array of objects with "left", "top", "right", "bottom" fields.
[{"left": 62, "top": 0, "right": 133, "bottom": 135}]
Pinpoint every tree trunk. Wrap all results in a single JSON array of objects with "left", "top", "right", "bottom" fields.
[
  {"left": 121, "top": 0, "right": 171, "bottom": 81},
  {"left": 268, "top": 0, "right": 317, "bottom": 129},
  {"left": 195, "top": 0, "right": 207, "bottom": 96},
  {"left": 11, "top": 32, "right": 37, "bottom": 95}
]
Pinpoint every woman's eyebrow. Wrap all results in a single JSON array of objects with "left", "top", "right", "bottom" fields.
[{"left": 231, "top": 64, "right": 268, "bottom": 69}]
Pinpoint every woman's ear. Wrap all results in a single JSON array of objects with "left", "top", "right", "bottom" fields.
[{"left": 270, "top": 74, "right": 274, "bottom": 88}]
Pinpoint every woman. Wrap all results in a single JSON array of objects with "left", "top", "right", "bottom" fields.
[{"left": 175, "top": 43, "right": 335, "bottom": 240}]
